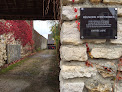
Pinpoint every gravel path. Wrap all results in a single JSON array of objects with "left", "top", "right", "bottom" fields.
[{"left": 0, "top": 50, "right": 59, "bottom": 92}]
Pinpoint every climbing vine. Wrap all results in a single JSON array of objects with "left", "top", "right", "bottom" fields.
[
  {"left": 86, "top": 43, "right": 122, "bottom": 92},
  {"left": 72, "top": 0, "right": 122, "bottom": 91},
  {"left": 0, "top": 20, "right": 34, "bottom": 48}
]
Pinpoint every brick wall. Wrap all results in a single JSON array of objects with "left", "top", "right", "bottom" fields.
[{"left": 60, "top": 0, "right": 122, "bottom": 92}]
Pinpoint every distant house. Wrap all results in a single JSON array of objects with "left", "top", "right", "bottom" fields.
[
  {"left": 33, "top": 30, "right": 47, "bottom": 51},
  {"left": 47, "top": 34, "right": 56, "bottom": 49}
]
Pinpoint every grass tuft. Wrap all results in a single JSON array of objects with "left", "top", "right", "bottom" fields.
[{"left": 0, "top": 58, "right": 29, "bottom": 74}]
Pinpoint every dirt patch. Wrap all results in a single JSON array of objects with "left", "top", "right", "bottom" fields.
[
  {"left": 0, "top": 78, "right": 30, "bottom": 92},
  {"left": 0, "top": 50, "right": 59, "bottom": 92}
]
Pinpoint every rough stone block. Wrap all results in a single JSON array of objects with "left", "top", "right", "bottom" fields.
[
  {"left": 103, "top": 0, "right": 122, "bottom": 4},
  {"left": 118, "top": 8, "right": 122, "bottom": 17},
  {"left": 0, "top": 44, "right": 6, "bottom": 67},
  {"left": 60, "top": 82, "right": 84, "bottom": 92},
  {"left": 62, "top": 6, "right": 80, "bottom": 20},
  {"left": 60, "top": 21, "right": 82, "bottom": 45},
  {"left": 115, "top": 81, "right": 122, "bottom": 92},
  {"left": 91, "top": 48, "right": 122, "bottom": 59},
  {"left": 113, "top": 73, "right": 122, "bottom": 91},
  {"left": 62, "top": 0, "right": 85, "bottom": 6},
  {"left": 60, "top": 22, "right": 106, "bottom": 45},
  {"left": 61, "top": 65, "right": 97, "bottom": 79},
  {"left": 110, "top": 21, "right": 122, "bottom": 44},
  {"left": 85, "top": 79, "right": 112, "bottom": 92},
  {"left": 97, "top": 62, "right": 117, "bottom": 78},
  {"left": 62, "top": 6, "right": 121, "bottom": 20},
  {"left": 60, "top": 45, "right": 88, "bottom": 61},
  {"left": 90, "top": 0, "right": 102, "bottom": 3}
]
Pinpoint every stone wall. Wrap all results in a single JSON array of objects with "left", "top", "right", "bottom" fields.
[
  {"left": 0, "top": 44, "right": 7, "bottom": 67},
  {"left": 0, "top": 20, "right": 33, "bottom": 66},
  {"left": 0, "top": 32, "right": 28, "bottom": 58},
  {"left": 41, "top": 36, "right": 47, "bottom": 49},
  {"left": 60, "top": 0, "right": 122, "bottom": 92},
  {"left": 0, "top": 33, "right": 17, "bottom": 67},
  {"left": 33, "top": 30, "right": 47, "bottom": 50}
]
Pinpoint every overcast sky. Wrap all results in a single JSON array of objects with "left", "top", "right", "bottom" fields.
[{"left": 33, "top": 20, "right": 52, "bottom": 39}]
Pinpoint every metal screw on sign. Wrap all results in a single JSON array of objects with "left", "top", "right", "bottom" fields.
[
  {"left": 81, "top": 8, "right": 84, "bottom": 11},
  {"left": 115, "top": 8, "right": 117, "bottom": 11},
  {"left": 115, "top": 36, "right": 117, "bottom": 39},
  {"left": 81, "top": 36, "right": 84, "bottom": 39}
]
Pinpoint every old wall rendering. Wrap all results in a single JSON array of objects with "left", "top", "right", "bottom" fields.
[
  {"left": 33, "top": 30, "right": 47, "bottom": 50},
  {"left": 60, "top": 0, "right": 122, "bottom": 92},
  {"left": 0, "top": 20, "right": 33, "bottom": 67}
]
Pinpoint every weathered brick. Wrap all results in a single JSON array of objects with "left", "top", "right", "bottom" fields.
[
  {"left": 61, "top": 65, "right": 97, "bottom": 79},
  {"left": 91, "top": 48, "right": 122, "bottom": 59},
  {"left": 97, "top": 62, "right": 117, "bottom": 78},
  {"left": 60, "top": 82, "right": 84, "bottom": 92},
  {"left": 62, "top": 0, "right": 85, "bottom": 6},
  {"left": 0, "top": 44, "right": 6, "bottom": 67},
  {"left": 103, "top": 0, "right": 122, "bottom": 4},
  {"left": 60, "top": 45, "right": 88, "bottom": 61},
  {"left": 115, "top": 81, "right": 122, "bottom": 92},
  {"left": 62, "top": 6, "right": 121, "bottom": 20},
  {"left": 85, "top": 79, "right": 112, "bottom": 92},
  {"left": 62, "top": 6, "right": 80, "bottom": 20},
  {"left": 118, "top": 8, "right": 122, "bottom": 17},
  {"left": 90, "top": 0, "right": 102, "bottom": 4}
]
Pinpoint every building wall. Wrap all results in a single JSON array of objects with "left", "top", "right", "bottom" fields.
[
  {"left": 7, "top": 44, "right": 21, "bottom": 64},
  {"left": 33, "top": 30, "right": 47, "bottom": 51},
  {"left": 0, "top": 33, "right": 20, "bottom": 67},
  {"left": 41, "top": 35, "right": 47, "bottom": 49},
  {"left": 0, "top": 44, "right": 6, "bottom": 67},
  {"left": 60, "top": 0, "right": 122, "bottom": 92},
  {"left": 0, "top": 20, "right": 33, "bottom": 67}
]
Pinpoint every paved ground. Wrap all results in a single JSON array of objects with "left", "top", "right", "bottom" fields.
[{"left": 0, "top": 50, "right": 59, "bottom": 92}]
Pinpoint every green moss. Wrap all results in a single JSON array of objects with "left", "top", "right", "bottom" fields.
[
  {"left": 0, "top": 58, "right": 29, "bottom": 74},
  {"left": 36, "top": 48, "right": 41, "bottom": 52}
]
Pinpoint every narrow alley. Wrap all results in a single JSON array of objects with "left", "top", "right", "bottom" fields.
[{"left": 0, "top": 50, "right": 59, "bottom": 92}]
